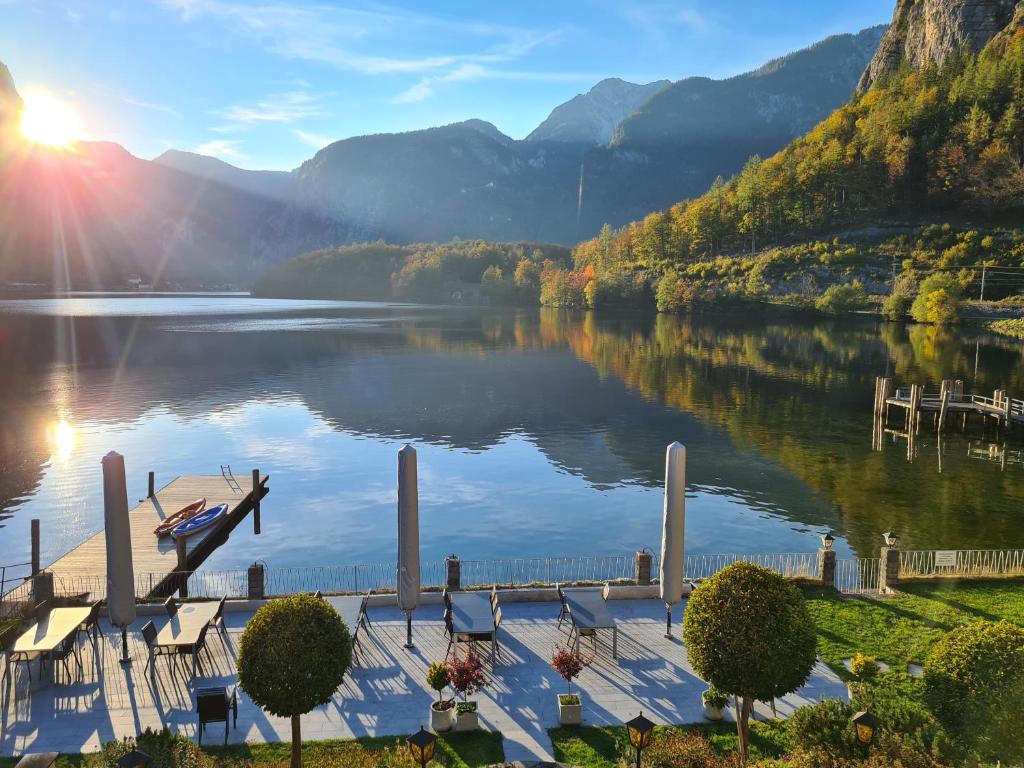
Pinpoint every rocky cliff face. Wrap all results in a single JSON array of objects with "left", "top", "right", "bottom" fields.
[
  {"left": 526, "top": 78, "right": 670, "bottom": 145},
  {"left": 858, "top": 0, "right": 1022, "bottom": 91}
]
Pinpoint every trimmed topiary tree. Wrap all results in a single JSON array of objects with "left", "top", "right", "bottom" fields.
[
  {"left": 923, "top": 619, "right": 1024, "bottom": 764},
  {"left": 682, "top": 562, "right": 817, "bottom": 762},
  {"left": 238, "top": 594, "right": 352, "bottom": 768}
]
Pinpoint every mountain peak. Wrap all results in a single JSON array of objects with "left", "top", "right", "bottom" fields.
[
  {"left": 0, "top": 61, "right": 24, "bottom": 142},
  {"left": 858, "top": 0, "right": 1021, "bottom": 92},
  {"left": 449, "top": 118, "right": 514, "bottom": 145},
  {"left": 526, "top": 78, "right": 671, "bottom": 145}
]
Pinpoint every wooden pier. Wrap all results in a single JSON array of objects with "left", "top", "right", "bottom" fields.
[
  {"left": 872, "top": 376, "right": 1024, "bottom": 454},
  {"left": 44, "top": 470, "right": 269, "bottom": 601}
]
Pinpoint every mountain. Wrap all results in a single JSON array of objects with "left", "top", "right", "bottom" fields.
[
  {"left": 0, "top": 62, "right": 22, "bottom": 153},
  {"left": 526, "top": 78, "right": 670, "bottom": 144},
  {"left": 154, "top": 149, "right": 292, "bottom": 200},
  {"left": 858, "top": 0, "right": 1021, "bottom": 91},
  {"left": 286, "top": 27, "right": 883, "bottom": 246},
  {"left": 571, "top": 26, "right": 888, "bottom": 235}
]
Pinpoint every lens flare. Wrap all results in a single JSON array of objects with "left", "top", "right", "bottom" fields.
[
  {"left": 48, "top": 419, "right": 77, "bottom": 461},
  {"left": 20, "top": 90, "right": 83, "bottom": 148}
]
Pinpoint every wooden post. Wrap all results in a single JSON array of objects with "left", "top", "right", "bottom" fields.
[
  {"left": 147, "top": 471, "right": 155, "bottom": 498},
  {"left": 30, "top": 518, "right": 40, "bottom": 575},
  {"left": 938, "top": 389, "right": 950, "bottom": 432},
  {"left": 176, "top": 537, "right": 189, "bottom": 598},
  {"left": 252, "top": 468, "right": 261, "bottom": 535}
]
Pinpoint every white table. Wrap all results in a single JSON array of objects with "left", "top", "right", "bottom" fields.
[{"left": 155, "top": 601, "right": 220, "bottom": 676}]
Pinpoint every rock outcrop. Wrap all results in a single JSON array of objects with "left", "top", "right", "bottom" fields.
[
  {"left": 0, "top": 62, "right": 23, "bottom": 148},
  {"left": 526, "top": 78, "right": 670, "bottom": 145},
  {"left": 858, "top": 0, "right": 1023, "bottom": 91}
]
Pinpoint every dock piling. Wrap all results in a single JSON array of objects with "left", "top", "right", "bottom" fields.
[
  {"left": 252, "top": 468, "right": 261, "bottom": 535},
  {"left": 175, "top": 537, "right": 189, "bottom": 598},
  {"left": 31, "top": 518, "right": 40, "bottom": 575},
  {"left": 147, "top": 471, "right": 155, "bottom": 498}
]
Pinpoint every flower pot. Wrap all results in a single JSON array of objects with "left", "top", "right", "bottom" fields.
[
  {"left": 430, "top": 702, "right": 454, "bottom": 732},
  {"left": 702, "top": 703, "right": 725, "bottom": 721},
  {"left": 558, "top": 694, "right": 583, "bottom": 725},
  {"left": 456, "top": 702, "right": 479, "bottom": 731}
]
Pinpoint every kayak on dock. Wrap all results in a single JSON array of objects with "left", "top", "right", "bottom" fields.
[
  {"left": 170, "top": 502, "right": 228, "bottom": 540},
  {"left": 154, "top": 498, "right": 206, "bottom": 536}
]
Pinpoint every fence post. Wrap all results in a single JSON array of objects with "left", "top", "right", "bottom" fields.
[
  {"left": 445, "top": 554, "right": 461, "bottom": 591},
  {"left": 247, "top": 562, "right": 265, "bottom": 600},
  {"left": 31, "top": 519, "right": 40, "bottom": 575},
  {"left": 818, "top": 547, "right": 837, "bottom": 589},
  {"left": 252, "top": 469, "right": 261, "bottom": 535},
  {"left": 634, "top": 550, "right": 652, "bottom": 585},
  {"left": 879, "top": 536, "right": 901, "bottom": 594}
]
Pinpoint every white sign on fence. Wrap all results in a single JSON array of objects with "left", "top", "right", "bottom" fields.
[{"left": 935, "top": 550, "right": 958, "bottom": 568}]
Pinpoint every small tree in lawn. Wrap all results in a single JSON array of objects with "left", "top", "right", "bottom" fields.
[
  {"left": 683, "top": 562, "right": 817, "bottom": 763},
  {"left": 551, "top": 645, "right": 591, "bottom": 703},
  {"left": 238, "top": 594, "right": 352, "bottom": 768},
  {"left": 446, "top": 647, "right": 485, "bottom": 711}
]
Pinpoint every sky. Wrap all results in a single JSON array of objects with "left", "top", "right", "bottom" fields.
[{"left": 0, "top": 0, "right": 895, "bottom": 171}]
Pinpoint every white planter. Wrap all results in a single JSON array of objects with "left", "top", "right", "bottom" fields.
[
  {"left": 430, "top": 703, "right": 454, "bottom": 732},
  {"left": 702, "top": 703, "right": 726, "bottom": 721},
  {"left": 558, "top": 694, "right": 583, "bottom": 725},
  {"left": 456, "top": 704, "right": 479, "bottom": 731}
]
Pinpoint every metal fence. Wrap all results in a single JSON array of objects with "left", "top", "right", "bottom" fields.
[
  {"left": 899, "top": 549, "right": 1024, "bottom": 579},
  {"left": 684, "top": 552, "right": 819, "bottom": 582},
  {"left": 836, "top": 557, "right": 881, "bottom": 593}
]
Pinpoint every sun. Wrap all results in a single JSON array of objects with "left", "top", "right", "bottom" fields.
[{"left": 20, "top": 90, "right": 83, "bottom": 148}]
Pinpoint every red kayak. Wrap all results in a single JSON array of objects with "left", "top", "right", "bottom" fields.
[{"left": 154, "top": 497, "right": 206, "bottom": 536}]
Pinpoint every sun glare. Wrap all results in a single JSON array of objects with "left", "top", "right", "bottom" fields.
[
  {"left": 20, "top": 90, "right": 83, "bottom": 148},
  {"left": 48, "top": 419, "right": 77, "bottom": 461}
]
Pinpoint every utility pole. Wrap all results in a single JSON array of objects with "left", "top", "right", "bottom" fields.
[{"left": 980, "top": 264, "right": 987, "bottom": 302}]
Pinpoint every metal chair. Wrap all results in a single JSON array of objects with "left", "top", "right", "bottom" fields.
[
  {"left": 493, "top": 606, "right": 503, "bottom": 654},
  {"left": 48, "top": 633, "right": 82, "bottom": 684},
  {"left": 196, "top": 685, "right": 238, "bottom": 745},
  {"left": 210, "top": 596, "right": 229, "bottom": 641},
  {"left": 556, "top": 584, "right": 568, "bottom": 627},
  {"left": 490, "top": 585, "right": 498, "bottom": 612},
  {"left": 76, "top": 600, "right": 102, "bottom": 654},
  {"left": 177, "top": 623, "right": 211, "bottom": 677},
  {"left": 141, "top": 620, "right": 175, "bottom": 676},
  {"left": 164, "top": 596, "right": 178, "bottom": 618},
  {"left": 0, "top": 624, "right": 17, "bottom": 689}
]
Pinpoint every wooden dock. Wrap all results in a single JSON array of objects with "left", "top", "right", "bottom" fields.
[
  {"left": 872, "top": 376, "right": 1023, "bottom": 453},
  {"left": 44, "top": 471, "right": 269, "bottom": 601}
]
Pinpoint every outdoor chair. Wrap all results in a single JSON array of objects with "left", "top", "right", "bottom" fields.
[
  {"left": 48, "top": 632, "right": 82, "bottom": 684},
  {"left": 490, "top": 585, "right": 498, "bottom": 612},
  {"left": 555, "top": 585, "right": 568, "bottom": 627},
  {"left": 493, "top": 606, "right": 503, "bottom": 653},
  {"left": 76, "top": 600, "right": 102, "bottom": 654},
  {"left": 33, "top": 600, "right": 50, "bottom": 620},
  {"left": 164, "top": 596, "right": 178, "bottom": 618},
  {"left": 442, "top": 588, "right": 452, "bottom": 610},
  {"left": 210, "top": 596, "right": 229, "bottom": 641},
  {"left": 442, "top": 607, "right": 453, "bottom": 638},
  {"left": 196, "top": 685, "right": 238, "bottom": 745},
  {"left": 141, "top": 620, "right": 176, "bottom": 676},
  {"left": 177, "top": 623, "right": 212, "bottom": 677},
  {"left": 313, "top": 590, "right": 323, "bottom": 600},
  {"left": 0, "top": 623, "right": 16, "bottom": 689}
]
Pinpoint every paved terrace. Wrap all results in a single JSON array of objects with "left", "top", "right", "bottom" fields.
[{"left": 1, "top": 598, "right": 845, "bottom": 763}]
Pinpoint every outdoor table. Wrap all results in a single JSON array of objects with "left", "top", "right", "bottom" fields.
[
  {"left": 449, "top": 591, "right": 497, "bottom": 662},
  {"left": 563, "top": 588, "right": 618, "bottom": 658},
  {"left": 155, "top": 601, "right": 220, "bottom": 675},
  {"left": 10, "top": 606, "right": 91, "bottom": 680}
]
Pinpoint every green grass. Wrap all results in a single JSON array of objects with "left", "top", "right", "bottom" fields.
[
  {"left": 204, "top": 732, "right": 503, "bottom": 768},
  {"left": 804, "top": 578, "right": 1024, "bottom": 674},
  {"left": 549, "top": 722, "right": 790, "bottom": 767}
]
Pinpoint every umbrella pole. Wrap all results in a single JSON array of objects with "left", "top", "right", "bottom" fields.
[
  {"left": 665, "top": 603, "right": 673, "bottom": 639},
  {"left": 405, "top": 611, "right": 414, "bottom": 649},
  {"left": 119, "top": 626, "right": 131, "bottom": 665}
]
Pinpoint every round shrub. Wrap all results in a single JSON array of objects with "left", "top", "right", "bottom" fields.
[
  {"left": 923, "top": 619, "right": 1024, "bottom": 763},
  {"left": 683, "top": 562, "right": 817, "bottom": 761},
  {"left": 786, "top": 699, "right": 857, "bottom": 760},
  {"left": 88, "top": 729, "right": 214, "bottom": 768},
  {"left": 238, "top": 594, "right": 352, "bottom": 768}
]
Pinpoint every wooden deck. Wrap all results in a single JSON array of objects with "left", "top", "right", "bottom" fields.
[{"left": 45, "top": 473, "right": 269, "bottom": 600}]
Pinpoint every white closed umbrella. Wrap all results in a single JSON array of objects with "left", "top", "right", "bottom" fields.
[
  {"left": 397, "top": 444, "right": 420, "bottom": 649},
  {"left": 660, "top": 441, "right": 686, "bottom": 638},
  {"left": 103, "top": 451, "right": 137, "bottom": 663}
]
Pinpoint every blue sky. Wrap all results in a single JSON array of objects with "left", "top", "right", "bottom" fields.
[{"left": 0, "top": 0, "right": 894, "bottom": 170}]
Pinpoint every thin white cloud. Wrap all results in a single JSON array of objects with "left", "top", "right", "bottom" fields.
[
  {"left": 122, "top": 96, "right": 178, "bottom": 115},
  {"left": 622, "top": 3, "right": 713, "bottom": 45},
  {"left": 216, "top": 90, "right": 321, "bottom": 124},
  {"left": 293, "top": 129, "right": 334, "bottom": 150},
  {"left": 395, "top": 64, "right": 599, "bottom": 104},
  {"left": 195, "top": 138, "right": 244, "bottom": 160}
]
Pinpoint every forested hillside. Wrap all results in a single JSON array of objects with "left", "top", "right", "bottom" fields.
[{"left": 556, "top": 14, "right": 1024, "bottom": 315}]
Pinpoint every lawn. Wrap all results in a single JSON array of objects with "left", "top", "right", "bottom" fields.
[{"left": 549, "top": 722, "right": 790, "bottom": 767}]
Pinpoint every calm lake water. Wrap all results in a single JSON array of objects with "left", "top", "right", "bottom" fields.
[{"left": 0, "top": 295, "right": 1022, "bottom": 574}]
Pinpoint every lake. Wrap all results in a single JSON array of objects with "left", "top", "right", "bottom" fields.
[{"left": 0, "top": 295, "right": 1022, "bottom": 576}]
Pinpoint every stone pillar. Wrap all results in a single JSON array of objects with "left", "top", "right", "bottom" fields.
[
  {"left": 247, "top": 562, "right": 265, "bottom": 600},
  {"left": 818, "top": 548, "right": 837, "bottom": 589},
  {"left": 445, "top": 554, "right": 461, "bottom": 591},
  {"left": 32, "top": 571, "right": 54, "bottom": 606},
  {"left": 879, "top": 546, "right": 900, "bottom": 593},
  {"left": 634, "top": 550, "right": 653, "bottom": 586}
]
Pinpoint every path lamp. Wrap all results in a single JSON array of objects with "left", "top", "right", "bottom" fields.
[
  {"left": 852, "top": 710, "right": 880, "bottom": 757},
  {"left": 407, "top": 725, "right": 437, "bottom": 768},
  {"left": 882, "top": 531, "right": 898, "bottom": 547},
  {"left": 116, "top": 751, "right": 152, "bottom": 768},
  {"left": 625, "top": 711, "right": 655, "bottom": 768},
  {"left": 821, "top": 533, "right": 834, "bottom": 549}
]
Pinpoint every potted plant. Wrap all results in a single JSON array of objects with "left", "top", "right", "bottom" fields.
[
  {"left": 551, "top": 645, "right": 591, "bottom": 725},
  {"left": 446, "top": 649, "right": 485, "bottom": 731},
  {"left": 701, "top": 686, "right": 729, "bottom": 721},
  {"left": 848, "top": 652, "right": 880, "bottom": 699},
  {"left": 426, "top": 661, "right": 454, "bottom": 732}
]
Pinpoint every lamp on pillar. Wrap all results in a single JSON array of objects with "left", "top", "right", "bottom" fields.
[
  {"left": 821, "top": 533, "right": 834, "bottom": 549},
  {"left": 882, "top": 531, "right": 898, "bottom": 547}
]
